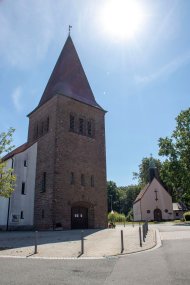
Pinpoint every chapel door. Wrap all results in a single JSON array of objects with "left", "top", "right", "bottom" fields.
[
  {"left": 71, "top": 207, "right": 88, "bottom": 229},
  {"left": 154, "top": 208, "right": 162, "bottom": 222}
]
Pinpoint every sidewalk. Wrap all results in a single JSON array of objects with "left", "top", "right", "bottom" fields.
[{"left": 0, "top": 225, "right": 156, "bottom": 259}]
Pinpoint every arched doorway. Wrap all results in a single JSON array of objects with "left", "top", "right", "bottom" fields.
[
  {"left": 71, "top": 206, "right": 88, "bottom": 229},
  {"left": 154, "top": 208, "right": 162, "bottom": 222}
]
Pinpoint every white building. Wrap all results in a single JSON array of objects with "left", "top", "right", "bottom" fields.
[
  {"left": 0, "top": 142, "right": 37, "bottom": 230},
  {"left": 133, "top": 160, "right": 173, "bottom": 222},
  {"left": 173, "top": 202, "right": 187, "bottom": 220}
]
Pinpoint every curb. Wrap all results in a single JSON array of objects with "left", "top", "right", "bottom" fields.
[{"left": 0, "top": 229, "right": 162, "bottom": 261}]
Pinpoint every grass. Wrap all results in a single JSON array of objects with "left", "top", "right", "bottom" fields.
[{"left": 114, "top": 220, "right": 184, "bottom": 226}]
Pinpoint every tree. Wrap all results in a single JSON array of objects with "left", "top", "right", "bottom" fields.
[
  {"left": 124, "top": 185, "right": 141, "bottom": 214},
  {"left": 0, "top": 128, "right": 16, "bottom": 197},
  {"left": 107, "top": 181, "right": 140, "bottom": 215},
  {"left": 107, "top": 181, "right": 120, "bottom": 212},
  {"left": 158, "top": 108, "right": 190, "bottom": 205},
  {"left": 133, "top": 157, "right": 162, "bottom": 186}
]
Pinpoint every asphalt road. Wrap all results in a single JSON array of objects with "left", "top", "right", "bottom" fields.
[{"left": 0, "top": 224, "right": 190, "bottom": 285}]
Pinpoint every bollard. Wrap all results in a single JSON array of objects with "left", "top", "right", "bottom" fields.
[
  {"left": 81, "top": 230, "right": 84, "bottom": 255},
  {"left": 34, "top": 230, "right": 38, "bottom": 254},
  {"left": 144, "top": 222, "right": 147, "bottom": 237},
  {"left": 121, "top": 230, "right": 124, "bottom": 253},
  {"left": 146, "top": 222, "right": 148, "bottom": 236},
  {"left": 143, "top": 224, "right": 145, "bottom": 242},
  {"left": 139, "top": 226, "right": 142, "bottom": 247}
]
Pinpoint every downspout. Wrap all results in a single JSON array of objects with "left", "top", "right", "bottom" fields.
[{"left": 6, "top": 157, "right": 14, "bottom": 231}]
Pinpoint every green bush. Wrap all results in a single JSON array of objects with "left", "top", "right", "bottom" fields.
[
  {"left": 183, "top": 211, "right": 190, "bottom": 221},
  {"left": 126, "top": 209, "right": 133, "bottom": 222},
  {"left": 108, "top": 211, "right": 126, "bottom": 223}
]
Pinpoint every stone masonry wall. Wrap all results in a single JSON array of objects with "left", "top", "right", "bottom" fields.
[
  {"left": 28, "top": 94, "right": 107, "bottom": 229},
  {"left": 54, "top": 95, "right": 107, "bottom": 229},
  {"left": 28, "top": 97, "right": 58, "bottom": 229}
]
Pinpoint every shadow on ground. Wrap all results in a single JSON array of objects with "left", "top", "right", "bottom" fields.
[{"left": 0, "top": 229, "right": 101, "bottom": 250}]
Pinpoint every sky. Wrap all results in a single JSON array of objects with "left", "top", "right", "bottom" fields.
[{"left": 0, "top": 0, "right": 190, "bottom": 186}]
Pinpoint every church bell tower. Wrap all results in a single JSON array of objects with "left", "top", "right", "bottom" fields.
[{"left": 27, "top": 35, "right": 107, "bottom": 229}]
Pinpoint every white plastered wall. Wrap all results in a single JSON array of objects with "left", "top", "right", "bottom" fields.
[
  {"left": 9, "top": 143, "right": 37, "bottom": 227},
  {"left": 141, "top": 178, "right": 173, "bottom": 221},
  {"left": 133, "top": 200, "right": 142, "bottom": 221},
  {"left": 0, "top": 143, "right": 37, "bottom": 228}
]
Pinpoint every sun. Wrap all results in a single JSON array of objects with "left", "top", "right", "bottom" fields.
[{"left": 99, "top": 0, "right": 147, "bottom": 40}]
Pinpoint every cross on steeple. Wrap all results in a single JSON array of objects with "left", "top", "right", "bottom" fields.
[{"left": 69, "top": 25, "right": 72, "bottom": 36}]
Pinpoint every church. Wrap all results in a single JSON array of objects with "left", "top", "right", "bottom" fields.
[
  {"left": 0, "top": 35, "right": 107, "bottom": 230},
  {"left": 133, "top": 159, "right": 174, "bottom": 221}
]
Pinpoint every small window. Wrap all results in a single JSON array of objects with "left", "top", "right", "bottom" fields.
[
  {"left": 33, "top": 126, "right": 37, "bottom": 139},
  {"left": 165, "top": 209, "right": 168, "bottom": 213},
  {"left": 20, "top": 211, "right": 24, "bottom": 219},
  {"left": 70, "top": 115, "right": 75, "bottom": 132},
  {"left": 42, "top": 209, "right": 45, "bottom": 219},
  {"left": 81, "top": 174, "right": 85, "bottom": 186},
  {"left": 41, "top": 121, "right": 44, "bottom": 135},
  {"left": 79, "top": 118, "right": 84, "bottom": 134},
  {"left": 70, "top": 172, "right": 75, "bottom": 185},
  {"left": 91, "top": 175, "right": 94, "bottom": 187},
  {"left": 21, "top": 182, "right": 26, "bottom": 195},
  {"left": 24, "top": 160, "right": 27, "bottom": 167},
  {"left": 46, "top": 117, "right": 49, "bottom": 132},
  {"left": 147, "top": 210, "right": 150, "bottom": 214},
  {"left": 87, "top": 121, "right": 92, "bottom": 136},
  {"left": 36, "top": 124, "right": 39, "bottom": 138},
  {"left": 41, "top": 172, "right": 46, "bottom": 192},
  {"left": 176, "top": 212, "right": 179, "bottom": 217}
]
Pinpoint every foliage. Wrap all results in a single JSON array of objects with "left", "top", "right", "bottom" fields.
[
  {"left": 126, "top": 209, "right": 133, "bottom": 222},
  {"left": 107, "top": 181, "right": 140, "bottom": 215},
  {"left": 133, "top": 157, "right": 162, "bottom": 186},
  {"left": 183, "top": 211, "right": 190, "bottom": 221},
  {"left": 0, "top": 128, "right": 16, "bottom": 197},
  {"left": 158, "top": 108, "right": 190, "bottom": 205},
  {"left": 108, "top": 211, "right": 126, "bottom": 223},
  {"left": 107, "top": 181, "right": 119, "bottom": 212},
  {"left": 117, "top": 185, "right": 141, "bottom": 214}
]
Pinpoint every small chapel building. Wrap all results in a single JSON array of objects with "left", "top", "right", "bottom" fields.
[
  {"left": 133, "top": 159, "right": 173, "bottom": 221},
  {"left": 0, "top": 35, "right": 107, "bottom": 230}
]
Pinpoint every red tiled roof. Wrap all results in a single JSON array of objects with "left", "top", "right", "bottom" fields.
[
  {"left": 37, "top": 36, "right": 104, "bottom": 111},
  {"left": 2, "top": 142, "right": 35, "bottom": 161}
]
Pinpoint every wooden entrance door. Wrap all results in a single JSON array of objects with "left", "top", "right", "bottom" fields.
[
  {"left": 71, "top": 207, "right": 88, "bottom": 229},
  {"left": 154, "top": 208, "right": 162, "bottom": 221}
]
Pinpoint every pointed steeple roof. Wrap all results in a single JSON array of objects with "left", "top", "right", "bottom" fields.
[
  {"left": 38, "top": 36, "right": 103, "bottom": 110},
  {"left": 149, "top": 156, "right": 159, "bottom": 183}
]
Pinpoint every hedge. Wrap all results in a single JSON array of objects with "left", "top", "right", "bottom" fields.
[
  {"left": 108, "top": 211, "right": 126, "bottom": 223},
  {"left": 183, "top": 211, "right": 190, "bottom": 221}
]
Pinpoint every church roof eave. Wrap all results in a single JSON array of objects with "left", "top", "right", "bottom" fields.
[{"left": 27, "top": 92, "right": 107, "bottom": 117}]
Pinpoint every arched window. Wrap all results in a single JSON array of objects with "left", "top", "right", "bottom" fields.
[
  {"left": 46, "top": 117, "right": 49, "bottom": 132},
  {"left": 70, "top": 114, "right": 75, "bottom": 132},
  {"left": 91, "top": 175, "right": 94, "bottom": 187},
  {"left": 70, "top": 172, "right": 75, "bottom": 185},
  {"left": 81, "top": 174, "right": 85, "bottom": 186},
  {"left": 79, "top": 118, "right": 84, "bottom": 134}
]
